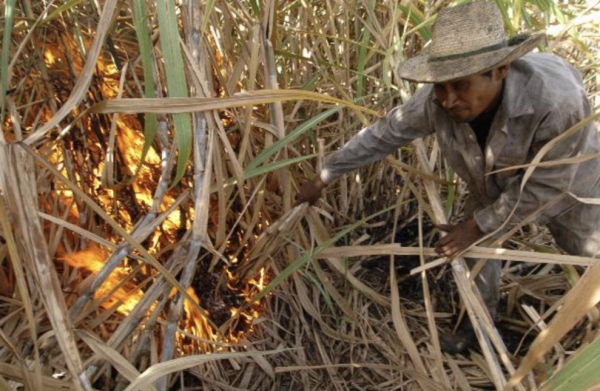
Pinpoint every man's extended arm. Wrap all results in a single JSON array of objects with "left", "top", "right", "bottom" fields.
[{"left": 296, "top": 86, "right": 435, "bottom": 204}]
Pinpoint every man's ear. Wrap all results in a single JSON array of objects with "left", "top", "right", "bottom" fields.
[{"left": 495, "top": 64, "right": 511, "bottom": 81}]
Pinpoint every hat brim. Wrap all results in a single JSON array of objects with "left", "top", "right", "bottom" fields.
[{"left": 396, "top": 33, "right": 545, "bottom": 83}]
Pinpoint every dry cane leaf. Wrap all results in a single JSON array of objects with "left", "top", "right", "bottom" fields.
[
  {"left": 121, "top": 349, "right": 287, "bottom": 391},
  {"left": 25, "top": 0, "right": 120, "bottom": 146},
  {"left": 505, "top": 261, "right": 600, "bottom": 390},
  {"left": 79, "top": 330, "right": 159, "bottom": 391}
]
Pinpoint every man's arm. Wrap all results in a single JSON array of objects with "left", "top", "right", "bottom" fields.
[{"left": 296, "top": 86, "right": 435, "bottom": 204}]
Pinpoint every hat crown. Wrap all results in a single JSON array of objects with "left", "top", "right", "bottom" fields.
[{"left": 429, "top": 2, "right": 507, "bottom": 60}]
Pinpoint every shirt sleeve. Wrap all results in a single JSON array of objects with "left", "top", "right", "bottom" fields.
[
  {"left": 473, "top": 107, "right": 593, "bottom": 234},
  {"left": 320, "top": 86, "right": 435, "bottom": 184}
]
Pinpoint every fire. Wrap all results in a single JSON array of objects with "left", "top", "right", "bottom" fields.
[
  {"left": 177, "top": 265, "right": 269, "bottom": 351},
  {"left": 60, "top": 247, "right": 144, "bottom": 315},
  {"left": 43, "top": 49, "right": 57, "bottom": 66},
  {"left": 41, "top": 25, "right": 270, "bottom": 354},
  {"left": 61, "top": 246, "right": 268, "bottom": 350},
  {"left": 249, "top": 267, "right": 266, "bottom": 291}
]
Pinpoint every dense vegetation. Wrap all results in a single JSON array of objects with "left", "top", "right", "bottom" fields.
[{"left": 0, "top": 0, "right": 599, "bottom": 390}]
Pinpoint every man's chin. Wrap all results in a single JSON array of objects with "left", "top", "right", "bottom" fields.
[{"left": 449, "top": 109, "right": 475, "bottom": 123}]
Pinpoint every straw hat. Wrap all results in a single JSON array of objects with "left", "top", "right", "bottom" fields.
[{"left": 396, "top": 1, "right": 545, "bottom": 83}]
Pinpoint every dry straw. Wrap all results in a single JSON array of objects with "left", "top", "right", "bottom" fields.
[{"left": 0, "top": 0, "right": 598, "bottom": 390}]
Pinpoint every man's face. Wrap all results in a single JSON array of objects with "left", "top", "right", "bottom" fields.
[{"left": 433, "top": 66, "right": 509, "bottom": 123}]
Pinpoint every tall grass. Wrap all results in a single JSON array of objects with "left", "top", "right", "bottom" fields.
[{"left": 0, "top": 0, "right": 599, "bottom": 390}]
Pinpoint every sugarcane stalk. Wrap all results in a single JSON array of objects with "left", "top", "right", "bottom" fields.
[{"left": 69, "top": 120, "right": 174, "bottom": 319}]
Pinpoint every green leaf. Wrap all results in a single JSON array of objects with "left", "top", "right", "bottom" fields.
[
  {"left": 398, "top": 4, "right": 432, "bottom": 42},
  {"left": 155, "top": 0, "right": 192, "bottom": 186},
  {"left": 246, "top": 105, "right": 342, "bottom": 171},
  {"left": 42, "top": 0, "right": 86, "bottom": 25},
  {"left": 243, "top": 154, "right": 316, "bottom": 180},
  {"left": 444, "top": 167, "right": 455, "bottom": 218},
  {"left": 249, "top": 0, "right": 260, "bottom": 17},
  {"left": 200, "top": 0, "right": 217, "bottom": 34},
  {"left": 0, "top": 0, "right": 16, "bottom": 126},
  {"left": 539, "top": 337, "right": 600, "bottom": 391},
  {"left": 356, "top": 0, "right": 373, "bottom": 99},
  {"left": 132, "top": 0, "right": 158, "bottom": 182}
]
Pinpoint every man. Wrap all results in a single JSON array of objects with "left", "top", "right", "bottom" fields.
[{"left": 296, "top": 1, "right": 600, "bottom": 353}]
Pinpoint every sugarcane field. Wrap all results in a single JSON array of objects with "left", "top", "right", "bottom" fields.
[{"left": 0, "top": 0, "right": 599, "bottom": 390}]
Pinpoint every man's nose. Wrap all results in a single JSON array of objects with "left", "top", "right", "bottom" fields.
[{"left": 441, "top": 88, "right": 457, "bottom": 109}]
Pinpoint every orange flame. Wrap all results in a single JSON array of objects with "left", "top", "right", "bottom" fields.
[
  {"left": 61, "top": 247, "right": 144, "bottom": 315},
  {"left": 36, "top": 25, "right": 269, "bottom": 356},
  {"left": 61, "top": 247, "right": 268, "bottom": 348}
]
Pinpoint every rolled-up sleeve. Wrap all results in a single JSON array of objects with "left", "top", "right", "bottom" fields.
[
  {"left": 474, "top": 108, "right": 593, "bottom": 233},
  {"left": 321, "top": 86, "right": 435, "bottom": 184}
]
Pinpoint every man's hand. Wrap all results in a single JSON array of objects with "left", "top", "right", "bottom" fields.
[
  {"left": 435, "top": 218, "right": 483, "bottom": 259},
  {"left": 295, "top": 176, "right": 326, "bottom": 206}
]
